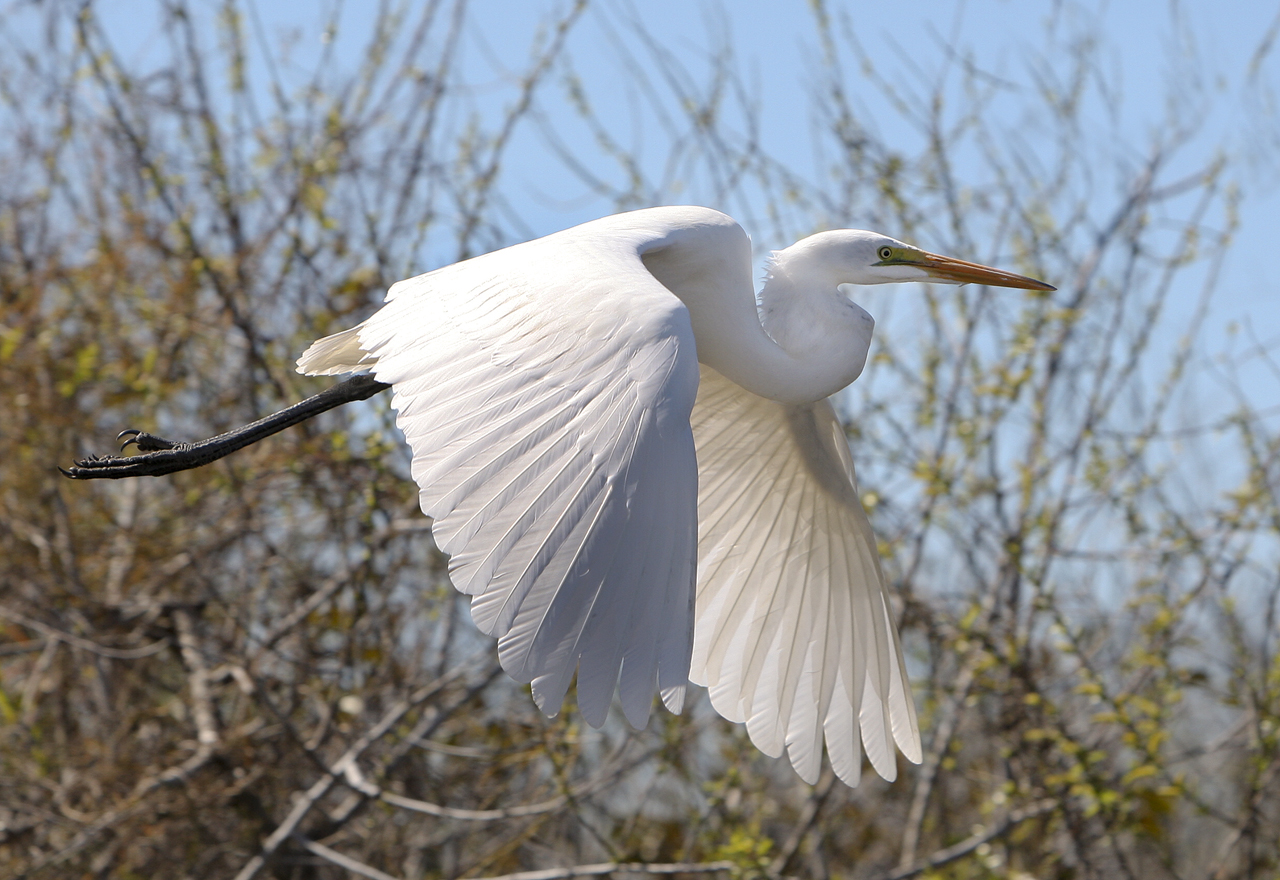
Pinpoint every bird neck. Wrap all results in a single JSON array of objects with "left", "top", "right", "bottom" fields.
[
  {"left": 755, "top": 269, "right": 875, "bottom": 401},
  {"left": 640, "top": 229, "right": 873, "bottom": 405}
]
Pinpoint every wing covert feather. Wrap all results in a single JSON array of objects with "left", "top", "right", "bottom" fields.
[{"left": 690, "top": 365, "right": 922, "bottom": 786}]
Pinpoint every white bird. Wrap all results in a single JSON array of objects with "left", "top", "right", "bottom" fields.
[{"left": 292, "top": 206, "right": 1053, "bottom": 787}]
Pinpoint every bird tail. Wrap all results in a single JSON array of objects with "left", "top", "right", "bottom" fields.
[{"left": 296, "top": 326, "right": 374, "bottom": 376}]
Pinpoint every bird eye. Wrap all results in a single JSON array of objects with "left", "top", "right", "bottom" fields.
[{"left": 878, "top": 246, "right": 893, "bottom": 261}]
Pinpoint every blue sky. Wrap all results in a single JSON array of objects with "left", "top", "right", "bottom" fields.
[
  {"left": 458, "top": 0, "right": 1279, "bottom": 413},
  {"left": 83, "top": 0, "right": 1280, "bottom": 415}
]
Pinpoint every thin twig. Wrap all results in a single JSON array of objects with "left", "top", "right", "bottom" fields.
[
  {"left": 365, "top": 744, "right": 639, "bottom": 822},
  {"left": 882, "top": 799, "right": 1058, "bottom": 880},
  {"left": 769, "top": 766, "right": 836, "bottom": 875},
  {"left": 0, "top": 603, "right": 169, "bottom": 660},
  {"left": 232, "top": 660, "right": 480, "bottom": 880},
  {"left": 19, "top": 639, "right": 59, "bottom": 727},
  {"left": 15, "top": 732, "right": 221, "bottom": 878},
  {"left": 292, "top": 834, "right": 403, "bottom": 880},
  {"left": 465, "top": 860, "right": 739, "bottom": 880}
]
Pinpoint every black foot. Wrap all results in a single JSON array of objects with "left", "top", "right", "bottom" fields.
[{"left": 61, "top": 433, "right": 196, "bottom": 480}]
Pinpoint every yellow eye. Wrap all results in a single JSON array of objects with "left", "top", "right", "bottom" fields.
[{"left": 878, "top": 246, "right": 893, "bottom": 261}]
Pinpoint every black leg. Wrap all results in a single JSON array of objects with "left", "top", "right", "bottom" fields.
[{"left": 61, "top": 374, "right": 392, "bottom": 480}]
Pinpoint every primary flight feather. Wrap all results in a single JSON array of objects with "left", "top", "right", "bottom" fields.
[{"left": 297, "top": 206, "right": 1053, "bottom": 786}]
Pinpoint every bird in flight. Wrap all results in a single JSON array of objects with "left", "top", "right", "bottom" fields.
[{"left": 66, "top": 206, "right": 1053, "bottom": 786}]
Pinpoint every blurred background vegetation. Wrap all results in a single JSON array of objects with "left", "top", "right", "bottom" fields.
[{"left": 1, "top": 1, "right": 1277, "bottom": 878}]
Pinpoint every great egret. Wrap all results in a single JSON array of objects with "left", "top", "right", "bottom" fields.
[{"left": 66, "top": 206, "right": 1053, "bottom": 787}]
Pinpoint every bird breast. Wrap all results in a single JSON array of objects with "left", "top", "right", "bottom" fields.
[{"left": 758, "top": 278, "right": 876, "bottom": 400}]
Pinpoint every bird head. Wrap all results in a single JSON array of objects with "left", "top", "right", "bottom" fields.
[{"left": 769, "top": 229, "right": 1055, "bottom": 291}]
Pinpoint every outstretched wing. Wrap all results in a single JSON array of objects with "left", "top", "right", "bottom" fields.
[
  {"left": 299, "top": 223, "right": 704, "bottom": 729},
  {"left": 690, "top": 365, "right": 921, "bottom": 786}
]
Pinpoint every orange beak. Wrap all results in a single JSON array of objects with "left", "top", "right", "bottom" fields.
[{"left": 916, "top": 251, "right": 1055, "bottom": 291}]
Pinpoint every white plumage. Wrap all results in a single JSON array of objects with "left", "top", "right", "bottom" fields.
[
  {"left": 690, "top": 366, "right": 919, "bottom": 782},
  {"left": 297, "top": 206, "right": 1052, "bottom": 786}
]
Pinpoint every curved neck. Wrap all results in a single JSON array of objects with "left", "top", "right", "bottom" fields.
[
  {"left": 603, "top": 207, "right": 871, "bottom": 404},
  {"left": 643, "top": 245, "right": 873, "bottom": 404},
  {"left": 756, "top": 269, "right": 874, "bottom": 401}
]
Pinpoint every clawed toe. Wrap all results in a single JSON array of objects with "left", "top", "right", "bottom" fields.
[
  {"left": 60, "top": 430, "right": 188, "bottom": 480},
  {"left": 115, "top": 430, "right": 178, "bottom": 453},
  {"left": 60, "top": 457, "right": 109, "bottom": 479}
]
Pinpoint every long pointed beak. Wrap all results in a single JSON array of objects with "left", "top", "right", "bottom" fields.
[{"left": 917, "top": 251, "right": 1055, "bottom": 291}]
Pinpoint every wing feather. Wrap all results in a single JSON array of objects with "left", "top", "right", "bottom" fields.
[
  {"left": 300, "top": 232, "right": 700, "bottom": 729},
  {"left": 690, "top": 365, "right": 921, "bottom": 786}
]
